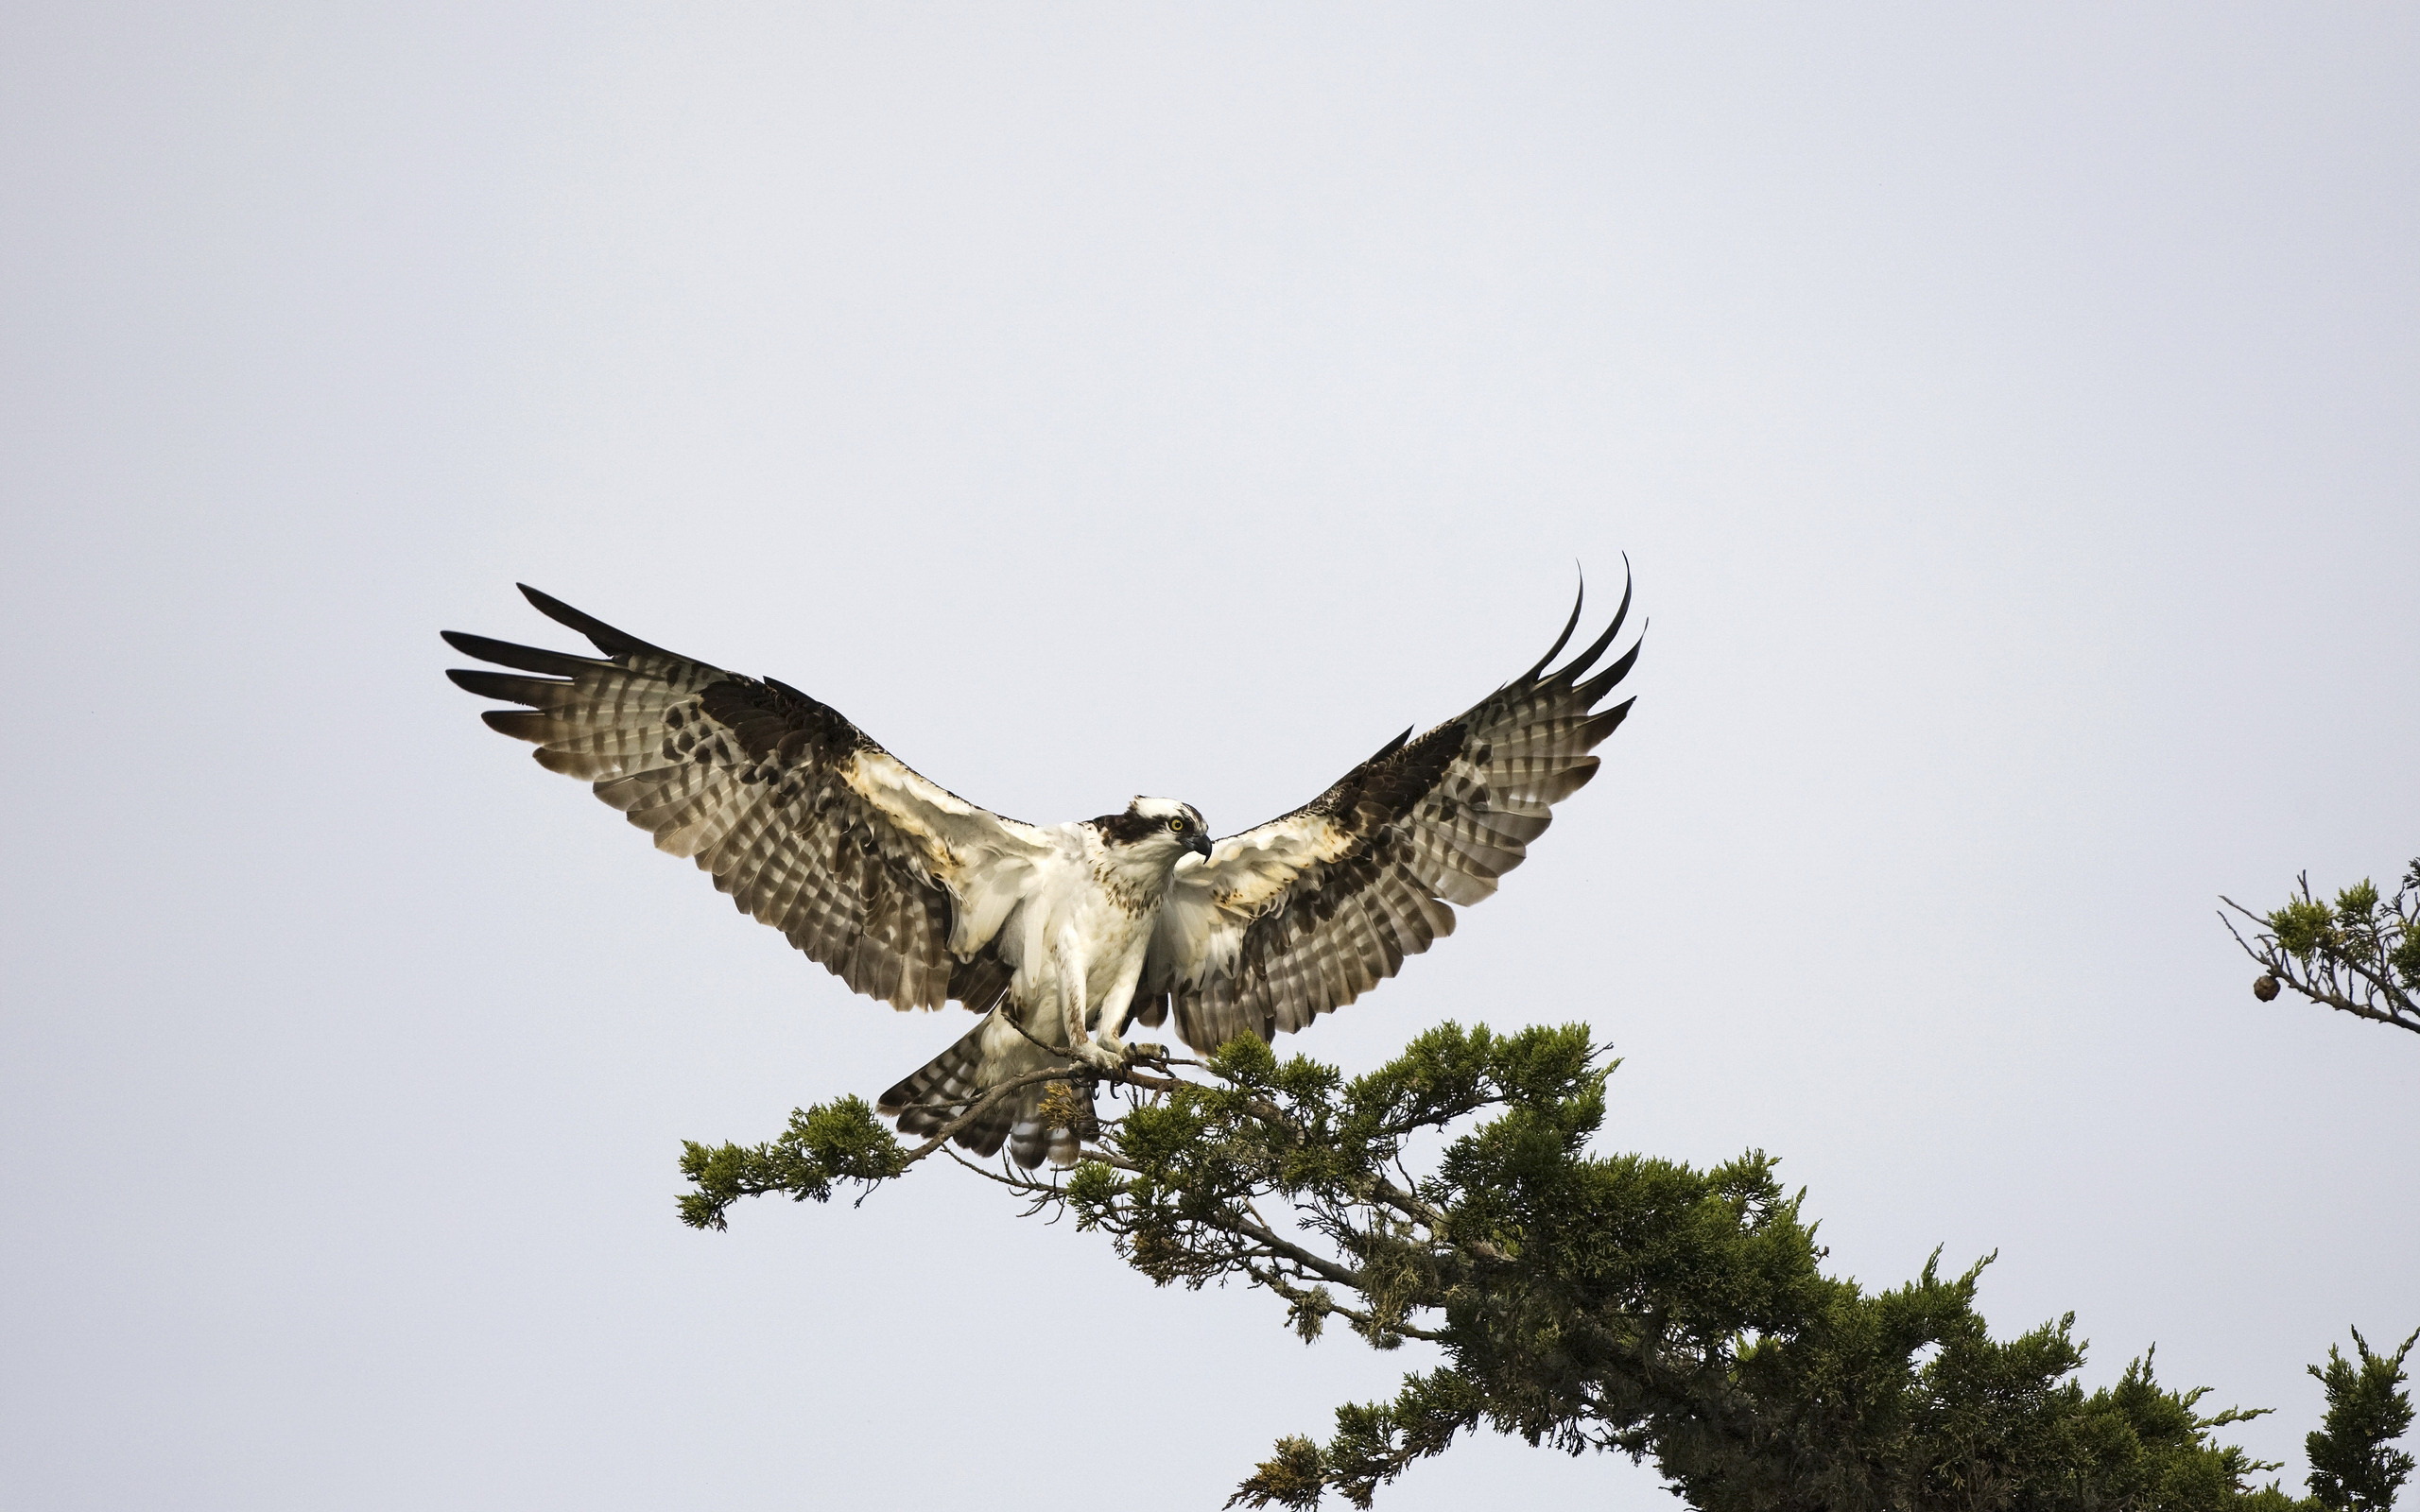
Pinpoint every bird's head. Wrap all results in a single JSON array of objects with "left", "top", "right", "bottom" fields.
[{"left": 1099, "top": 796, "right": 1213, "bottom": 863}]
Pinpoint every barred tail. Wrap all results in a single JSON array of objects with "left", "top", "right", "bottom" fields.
[{"left": 877, "top": 1010, "right": 1084, "bottom": 1170}]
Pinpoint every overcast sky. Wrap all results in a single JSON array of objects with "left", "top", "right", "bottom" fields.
[{"left": 5, "top": 6, "right": 2416, "bottom": 1508}]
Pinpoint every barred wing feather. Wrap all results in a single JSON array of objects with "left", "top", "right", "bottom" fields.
[
  {"left": 442, "top": 586, "right": 1050, "bottom": 1011},
  {"left": 1142, "top": 576, "right": 1640, "bottom": 1052}
]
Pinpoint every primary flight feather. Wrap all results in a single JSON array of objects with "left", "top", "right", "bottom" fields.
[{"left": 443, "top": 576, "right": 1641, "bottom": 1167}]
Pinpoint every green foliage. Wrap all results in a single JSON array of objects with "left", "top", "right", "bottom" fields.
[
  {"left": 2307, "top": 1328, "right": 2419, "bottom": 1512},
  {"left": 1179, "top": 1028, "right": 2292, "bottom": 1512},
  {"left": 2226, "top": 858, "right": 2420, "bottom": 1036},
  {"left": 2393, "top": 934, "right": 2420, "bottom": 992},
  {"left": 2272, "top": 898, "right": 2343, "bottom": 960},
  {"left": 2266, "top": 880, "right": 2391, "bottom": 966},
  {"left": 675, "top": 1095, "right": 905, "bottom": 1230},
  {"left": 679, "top": 1028, "right": 2413, "bottom": 1509}
]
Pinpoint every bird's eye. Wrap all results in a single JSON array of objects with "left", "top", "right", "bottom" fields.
[{"left": 1168, "top": 816, "right": 1186, "bottom": 833}]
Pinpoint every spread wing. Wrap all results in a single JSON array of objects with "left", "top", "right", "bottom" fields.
[
  {"left": 442, "top": 586, "right": 1050, "bottom": 1011},
  {"left": 1138, "top": 573, "right": 1640, "bottom": 1052}
]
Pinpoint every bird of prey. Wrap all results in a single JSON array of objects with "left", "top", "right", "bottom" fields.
[{"left": 442, "top": 577, "right": 1640, "bottom": 1167}]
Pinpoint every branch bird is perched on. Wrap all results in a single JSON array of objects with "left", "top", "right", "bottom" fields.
[{"left": 443, "top": 575, "right": 1643, "bottom": 1168}]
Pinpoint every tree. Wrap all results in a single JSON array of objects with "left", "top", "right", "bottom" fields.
[
  {"left": 2222, "top": 859, "right": 2420, "bottom": 1038},
  {"left": 2307, "top": 1329, "right": 2419, "bottom": 1512},
  {"left": 676, "top": 1022, "right": 2413, "bottom": 1508}
]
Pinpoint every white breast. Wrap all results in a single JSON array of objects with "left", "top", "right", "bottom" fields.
[{"left": 1000, "top": 826, "right": 1164, "bottom": 1015}]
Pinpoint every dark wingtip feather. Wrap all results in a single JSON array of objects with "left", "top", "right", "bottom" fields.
[
  {"left": 1518, "top": 575, "right": 1587, "bottom": 683},
  {"left": 514, "top": 585, "right": 671, "bottom": 660},
  {"left": 479, "top": 709, "right": 551, "bottom": 743},
  {"left": 448, "top": 668, "right": 572, "bottom": 706},
  {"left": 1603, "top": 565, "right": 1635, "bottom": 652},
  {"left": 1572, "top": 632, "right": 1645, "bottom": 705},
  {"left": 1364, "top": 726, "right": 1416, "bottom": 766},
  {"left": 1578, "top": 697, "right": 1637, "bottom": 748},
  {"left": 441, "top": 630, "right": 608, "bottom": 678},
  {"left": 1546, "top": 572, "right": 1635, "bottom": 690}
]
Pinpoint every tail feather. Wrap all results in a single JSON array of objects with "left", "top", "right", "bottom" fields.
[
  {"left": 880, "top": 1026, "right": 992, "bottom": 1141},
  {"left": 878, "top": 1009, "right": 1084, "bottom": 1170}
]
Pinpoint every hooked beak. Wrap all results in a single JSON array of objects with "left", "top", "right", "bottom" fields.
[{"left": 1186, "top": 831, "right": 1214, "bottom": 860}]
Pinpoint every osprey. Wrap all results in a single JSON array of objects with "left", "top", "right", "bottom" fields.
[{"left": 443, "top": 578, "right": 1640, "bottom": 1167}]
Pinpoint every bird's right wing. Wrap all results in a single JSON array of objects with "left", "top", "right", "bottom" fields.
[
  {"left": 443, "top": 587, "right": 1052, "bottom": 1011},
  {"left": 1139, "top": 575, "right": 1640, "bottom": 1051}
]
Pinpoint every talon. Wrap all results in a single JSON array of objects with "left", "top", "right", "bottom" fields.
[{"left": 1073, "top": 1039, "right": 1124, "bottom": 1072}]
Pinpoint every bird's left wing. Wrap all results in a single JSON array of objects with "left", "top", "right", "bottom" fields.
[
  {"left": 443, "top": 586, "right": 1052, "bottom": 1010},
  {"left": 1138, "top": 576, "right": 1641, "bottom": 1052}
]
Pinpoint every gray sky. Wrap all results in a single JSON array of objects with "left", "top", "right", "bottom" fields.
[{"left": 5, "top": 6, "right": 2415, "bottom": 1507}]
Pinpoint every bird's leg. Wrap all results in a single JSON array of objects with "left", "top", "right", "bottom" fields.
[
  {"left": 1054, "top": 926, "right": 1120, "bottom": 1071},
  {"left": 1085, "top": 954, "right": 1146, "bottom": 1066}
]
